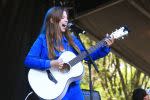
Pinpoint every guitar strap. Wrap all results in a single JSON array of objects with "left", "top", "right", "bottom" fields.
[{"left": 46, "top": 70, "right": 57, "bottom": 84}]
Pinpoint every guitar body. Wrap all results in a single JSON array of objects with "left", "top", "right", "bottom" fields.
[{"left": 28, "top": 51, "right": 84, "bottom": 100}]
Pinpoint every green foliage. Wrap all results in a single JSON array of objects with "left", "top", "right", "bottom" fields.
[{"left": 79, "top": 34, "right": 150, "bottom": 100}]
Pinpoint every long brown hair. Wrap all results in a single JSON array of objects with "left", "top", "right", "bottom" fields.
[{"left": 40, "top": 7, "right": 80, "bottom": 59}]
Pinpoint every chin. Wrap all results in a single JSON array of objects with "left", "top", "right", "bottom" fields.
[{"left": 61, "top": 29, "right": 66, "bottom": 32}]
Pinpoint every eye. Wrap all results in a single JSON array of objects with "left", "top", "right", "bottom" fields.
[
  {"left": 61, "top": 15, "right": 68, "bottom": 20},
  {"left": 62, "top": 16, "right": 66, "bottom": 19}
]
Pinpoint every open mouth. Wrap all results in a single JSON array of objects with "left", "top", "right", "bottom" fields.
[{"left": 62, "top": 24, "right": 67, "bottom": 28}]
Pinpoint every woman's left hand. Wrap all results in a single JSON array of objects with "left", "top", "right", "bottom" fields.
[{"left": 105, "top": 37, "right": 115, "bottom": 46}]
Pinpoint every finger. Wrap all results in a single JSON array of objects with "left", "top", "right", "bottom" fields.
[
  {"left": 110, "top": 38, "right": 114, "bottom": 43},
  {"left": 58, "top": 59, "right": 64, "bottom": 63},
  {"left": 59, "top": 61, "right": 64, "bottom": 66},
  {"left": 59, "top": 63, "right": 64, "bottom": 67},
  {"left": 105, "top": 39, "right": 110, "bottom": 44},
  {"left": 59, "top": 66, "right": 62, "bottom": 69},
  {"left": 108, "top": 38, "right": 114, "bottom": 44},
  {"left": 105, "top": 39, "right": 112, "bottom": 46},
  {"left": 107, "top": 42, "right": 111, "bottom": 46},
  {"left": 108, "top": 40, "right": 113, "bottom": 45}
]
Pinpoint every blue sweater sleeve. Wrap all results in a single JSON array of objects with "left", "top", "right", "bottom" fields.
[
  {"left": 72, "top": 34, "right": 110, "bottom": 61},
  {"left": 24, "top": 34, "right": 50, "bottom": 70}
]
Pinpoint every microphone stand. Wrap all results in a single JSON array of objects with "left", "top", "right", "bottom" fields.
[{"left": 74, "top": 30, "right": 99, "bottom": 100}]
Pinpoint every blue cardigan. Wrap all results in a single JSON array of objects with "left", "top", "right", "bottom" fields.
[{"left": 24, "top": 33, "right": 110, "bottom": 100}]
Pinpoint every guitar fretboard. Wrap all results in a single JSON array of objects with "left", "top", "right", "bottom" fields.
[{"left": 68, "top": 39, "right": 107, "bottom": 66}]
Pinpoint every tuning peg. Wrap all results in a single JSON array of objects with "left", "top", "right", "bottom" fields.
[
  {"left": 106, "top": 33, "right": 110, "bottom": 38},
  {"left": 122, "top": 37, "right": 124, "bottom": 39}
]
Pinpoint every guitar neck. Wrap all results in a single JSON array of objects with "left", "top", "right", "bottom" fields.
[
  {"left": 68, "top": 26, "right": 129, "bottom": 67},
  {"left": 88, "top": 38, "right": 107, "bottom": 54},
  {"left": 68, "top": 39, "right": 107, "bottom": 66}
]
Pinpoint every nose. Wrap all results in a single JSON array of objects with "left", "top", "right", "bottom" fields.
[{"left": 65, "top": 18, "right": 68, "bottom": 23}]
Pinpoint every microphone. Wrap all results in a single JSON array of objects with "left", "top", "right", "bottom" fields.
[{"left": 67, "top": 22, "right": 86, "bottom": 34}]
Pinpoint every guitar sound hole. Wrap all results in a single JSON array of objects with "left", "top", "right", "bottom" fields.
[{"left": 60, "top": 63, "right": 70, "bottom": 73}]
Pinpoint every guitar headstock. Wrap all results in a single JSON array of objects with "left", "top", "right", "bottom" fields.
[{"left": 110, "top": 26, "right": 129, "bottom": 40}]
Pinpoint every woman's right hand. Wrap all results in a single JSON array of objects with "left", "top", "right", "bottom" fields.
[{"left": 50, "top": 59, "right": 64, "bottom": 69}]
